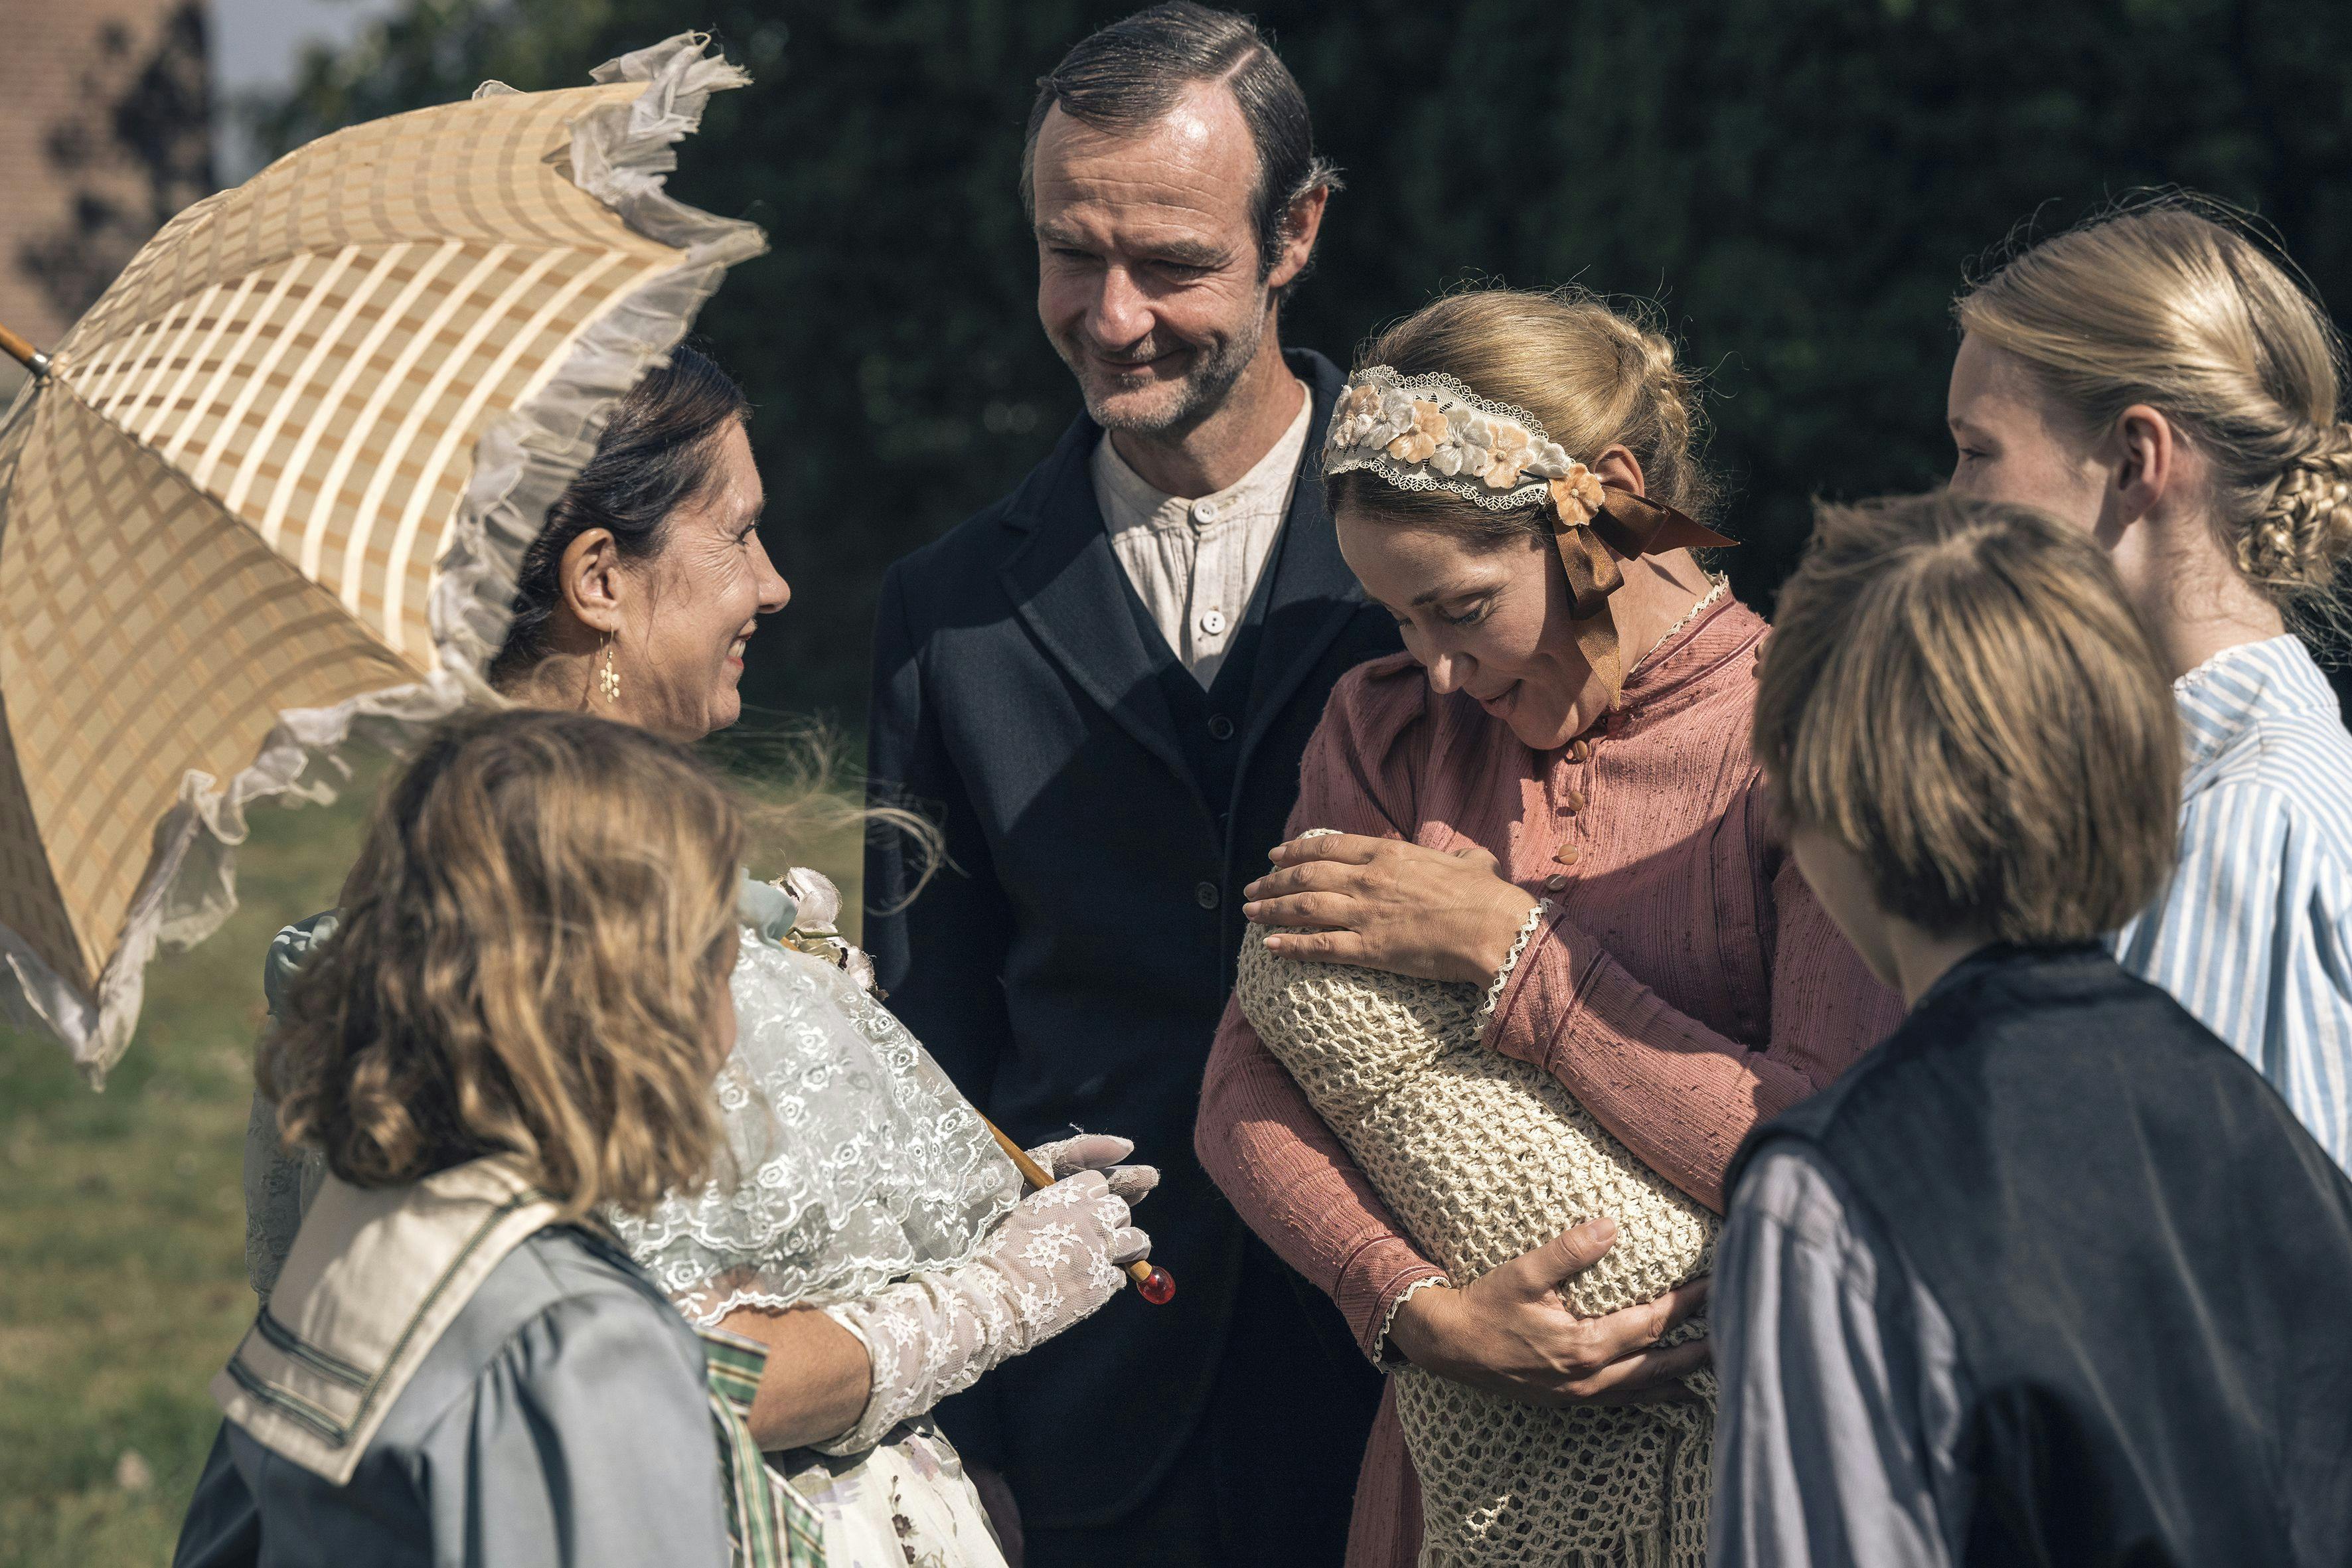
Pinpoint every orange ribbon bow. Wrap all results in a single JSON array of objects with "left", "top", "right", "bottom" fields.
[{"left": 1546, "top": 472, "right": 1736, "bottom": 702}]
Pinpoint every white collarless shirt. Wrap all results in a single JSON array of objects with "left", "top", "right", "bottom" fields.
[{"left": 1092, "top": 388, "right": 1314, "bottom": 688}]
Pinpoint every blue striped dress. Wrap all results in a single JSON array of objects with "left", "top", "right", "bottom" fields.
[{"left": 2111, "top": 635, "right": 2352, "bottom": 1170}]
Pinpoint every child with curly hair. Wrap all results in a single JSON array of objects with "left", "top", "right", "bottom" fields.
[{"left": 175, "top": 710, "right": 815, "bottom": 1568}]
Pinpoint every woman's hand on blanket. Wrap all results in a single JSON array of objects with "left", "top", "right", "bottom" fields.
[
  {"left": 1385, "top": 1217, "right": 1711, "bottom": 1407},
  {"left": 1025, "top": 1133, "right": 1160, "bottom": 1206},
  {"left": 1243, "top": 832, "right": 1541, "bottom": 984}
]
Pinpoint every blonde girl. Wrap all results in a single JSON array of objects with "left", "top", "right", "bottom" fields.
[
  {"left": 175, "top": 710, "right": 795, "bottom": 1568},
  {"left": 1949, "top": 196, "right": 2352, "bottom": 1166}
]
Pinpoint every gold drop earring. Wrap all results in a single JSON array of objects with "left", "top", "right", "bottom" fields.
[{"left": 597, "top": 629, "right": 622, "bottom": 706}]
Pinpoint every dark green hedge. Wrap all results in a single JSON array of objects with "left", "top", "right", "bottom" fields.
[{"left": 258, "top": 0, "right": 2352, "bottom": 726}]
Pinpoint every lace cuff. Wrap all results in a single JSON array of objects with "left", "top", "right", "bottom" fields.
[
  {"left": 805, "top": 1171, "right": 1139, "bottom": 1456},
  {"left": 1375, "top": 1273, "right": 1453, "bottom": 1368},
  {"left": 1474, "top": 898, "right": 1551, "bottom": 1034}
]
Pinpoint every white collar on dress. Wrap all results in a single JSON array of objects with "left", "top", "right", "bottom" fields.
[{"left": 212, "top": 1156, "right": 561, "bottom": 1483}]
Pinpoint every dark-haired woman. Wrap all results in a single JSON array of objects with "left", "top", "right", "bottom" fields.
[{"left": 244, "top": 347, "right": 1154, "bottom": 1567}]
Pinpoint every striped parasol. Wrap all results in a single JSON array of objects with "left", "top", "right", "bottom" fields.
[{"left": 0, "top": 34, "right": 765, "bottom": 1085}]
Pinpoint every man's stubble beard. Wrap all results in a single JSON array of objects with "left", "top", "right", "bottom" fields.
[{"left": 1065, "top": 293, "right": 1271, "bottom": 441}]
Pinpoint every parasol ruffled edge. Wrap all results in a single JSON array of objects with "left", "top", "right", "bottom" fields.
[{"left": 0, "top": 32, "right": 769, "bottom": 1086}]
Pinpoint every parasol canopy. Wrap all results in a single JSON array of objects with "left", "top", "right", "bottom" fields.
[{"left": 0, "top": 34, "right": 765, "bottom": 1085}]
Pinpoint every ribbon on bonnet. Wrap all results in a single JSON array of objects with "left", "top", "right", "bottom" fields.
[{"left": 1322, "top": 365, "right": 1733, "bottom": 702}]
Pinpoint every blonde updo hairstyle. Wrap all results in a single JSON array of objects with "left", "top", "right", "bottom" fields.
[
  {"left": 1328, "top": 287, "right": 1722, "bottom": 546},
  {"left": 1957, "top": 197, "right": 2352, "bottom": 633}
]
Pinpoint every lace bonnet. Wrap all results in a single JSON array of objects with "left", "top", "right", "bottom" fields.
[{"left": 1323, "top": 365, "right": 1734, "bottom": 700}]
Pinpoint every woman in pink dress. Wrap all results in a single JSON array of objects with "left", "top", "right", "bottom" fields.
[{"left": 1194, "top": 287, "right": 1904, "bottom": 1566}]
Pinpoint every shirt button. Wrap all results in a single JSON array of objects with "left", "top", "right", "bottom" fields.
[
  {"left": 1561, "top": 790, "right": 1585, "bottom": 814},
  {"left": 1553, "top": 845, "right": 1581, "bottom": 866},
  {"left": 1544, "top": 873, "right": 1569, "bottom": 892},
  {"left": 1199, "top": 608, "right": 1229, "bottom": 637},
  {"left": 1195, "top": 881, "right": 1221, "bottom": 909},
  {"left": 1194, "top": 500, "right": 1220, "bottom": 523},
  {"left": 1568, "top": 740, "right": 1591, "bottom": 763},
  {"left": 1208, "top": 714, "right": 1235, "bottom": 742}
]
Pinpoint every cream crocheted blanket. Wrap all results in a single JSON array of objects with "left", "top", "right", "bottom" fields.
[{"left": 1235, "top": 890, "right": 1718, "bottom": 1567}]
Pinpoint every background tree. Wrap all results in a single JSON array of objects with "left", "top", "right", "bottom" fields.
[
  {"left": 255, "top": 0, "right": 2352, "bottom": 727},
  {"left": 21, "top": 1, "right": 214, "bottom": 323}
]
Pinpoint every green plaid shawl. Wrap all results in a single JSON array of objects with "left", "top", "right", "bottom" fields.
[{"left": 699, "top": 1326, "right": 825, "bottom": 1568}]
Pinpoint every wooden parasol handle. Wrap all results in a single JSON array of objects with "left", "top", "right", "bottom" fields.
[
  {"left": 983, "top": 1115, "right": 1174, "bottom": 1304},
  {"left": 0, "top": 321, "right": 49, "bottom": 376}
]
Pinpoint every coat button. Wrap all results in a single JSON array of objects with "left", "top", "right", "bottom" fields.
[
  {"left": 1208, "top": 714, "right": 1235, "bottom": 742},
  {"left": 1198, "top": 608, "right": 1228, "bottom": 637},
  {"left": 1544, "top": 873, "right": 1569, "bottom": 892},
  {"left": 1561, "top": 789, "right": 1585, "bottom": 814},
  {"left": 1553, "top": 845, "right": 1581, "bottom": 866},
  {"left": 1196, "top": 881, "right": 1221, "bottom": 909},
  {"left": 1568, "top": 740, "right": 1591, "bottom": 763}
]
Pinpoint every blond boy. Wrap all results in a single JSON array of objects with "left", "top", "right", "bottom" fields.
[{"left": 1714, "top": 492, "right": 2352, "bottom": 1568}]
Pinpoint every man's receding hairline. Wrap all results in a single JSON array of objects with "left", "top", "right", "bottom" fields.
[
  {"left": 1022, "top": 7, "right": 1331, "bottom": 296},
  {"left": 1030, "top": 95, "right": 1267, "bottom": 249},
  {"left": 1036, "top": 70, "right": 1257, "bottom": 167},
  {"left": 1028, "top": 57, "right": 1286, "bottom": 227}
]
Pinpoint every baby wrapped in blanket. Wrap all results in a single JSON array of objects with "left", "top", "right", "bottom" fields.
[{"left": 1235, "top": 837, "right": 1717, "bottom": 1567}]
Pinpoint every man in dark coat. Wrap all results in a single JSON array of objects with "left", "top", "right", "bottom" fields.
[{"left": 863, "top": 7, "right": 1396, "bottom": 1564}]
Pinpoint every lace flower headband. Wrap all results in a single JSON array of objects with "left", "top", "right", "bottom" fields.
[
  {"left": 1322, "top": 364, "right": 1734, "bottom": 702},
  {"left": 1322, "top": 365, "right": 1614, "bottom": 524}
]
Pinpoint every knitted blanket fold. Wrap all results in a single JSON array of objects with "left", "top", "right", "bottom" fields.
[{"left": 1235, "top": 896, "right": 1717, "bottom": 1567}]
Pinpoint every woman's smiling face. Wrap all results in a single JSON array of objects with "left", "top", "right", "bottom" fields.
[
  {"left": 617, "top": 421, "right": 789, "bottom": 740},
  {"left": 1336, "top": 504, "right": 1610, "bottom": 750}
]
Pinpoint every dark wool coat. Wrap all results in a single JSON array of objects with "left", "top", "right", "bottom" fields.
[
  {"left": 1732, "top": 944, "right": 2352, "bottom": 1567},
  {"left": 864, "top": 349, "right": 1397, "bottom": 1549}
]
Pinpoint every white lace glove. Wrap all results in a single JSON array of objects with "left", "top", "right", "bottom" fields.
[
  {"left": 815, "top": 1150, "right": 1152, "bottom": 1455},
  {"left": 1024, "top": 1133, "right": 1160, "bottom": 1206}
]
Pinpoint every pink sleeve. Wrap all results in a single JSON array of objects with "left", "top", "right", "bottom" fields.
[
  {"left": 1195, "top": 661, "right": 1448, "bottom": 1360},
  {"left": 1483, "top": 854, "right": 1906, "bottom": 1214}
]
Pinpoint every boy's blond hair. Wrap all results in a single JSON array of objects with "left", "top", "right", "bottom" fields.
[
  {"left": 1753, "top": 491, "right": 2181, "bottom": 944},
  {"left": 259, "top": 709, "right": 744, "bottom": 1221}
]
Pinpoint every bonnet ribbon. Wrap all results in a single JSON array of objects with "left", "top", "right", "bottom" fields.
[{"left": 1548, "top": 477, "right": 1735, "bottom": 702}]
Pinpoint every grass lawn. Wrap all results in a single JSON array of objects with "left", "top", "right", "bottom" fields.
[{"left": 0, "top": 754, "right": 864, "bottom": 1566}]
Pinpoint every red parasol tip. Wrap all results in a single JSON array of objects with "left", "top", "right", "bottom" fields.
[{"left": 1137, "top": 1265, "right": 1176, "bottom": 1305}]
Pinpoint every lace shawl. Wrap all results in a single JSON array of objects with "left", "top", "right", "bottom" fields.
[{"left": 606, "top": 907, "right": 1021, "bottom": 1326}]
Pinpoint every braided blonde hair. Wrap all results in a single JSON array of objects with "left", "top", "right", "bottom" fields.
[
  {"left": 1958, "top": 197, "right": 2352, "bottom": 636},
  {"left": 1329, "top": 286, "right": 1721, "bottom": 542}
]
